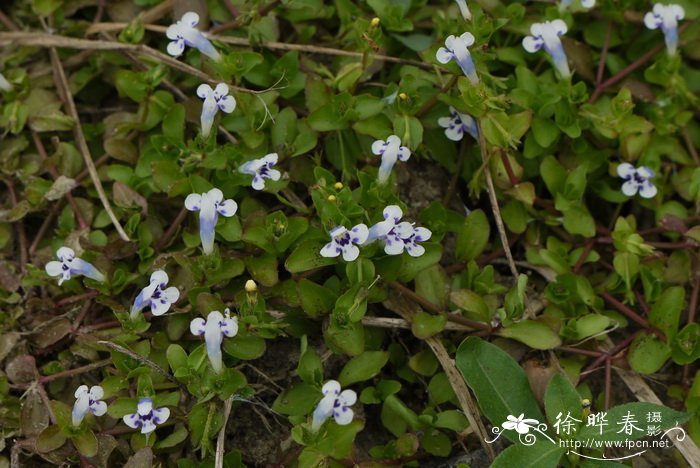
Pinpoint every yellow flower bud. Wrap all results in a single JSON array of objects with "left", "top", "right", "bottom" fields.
[
  {"left": 327, "top": 195, "right": 337, "bottom": 202},
  {"left": 334, "top": 182, "right": 344, "bottom": 190},
  {"left": 370, "top": 17, "right": 380, "bottom": 27},
  {"left": 245, "top": 279, "right": 257, "bottom": 292},
  {"left": 399, "top": 92, "right": 408, "bottom": 100}
]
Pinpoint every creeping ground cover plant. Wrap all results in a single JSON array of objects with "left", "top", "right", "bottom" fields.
[{"left": 1, "top": 0, "right": 700, "bottom": 466}]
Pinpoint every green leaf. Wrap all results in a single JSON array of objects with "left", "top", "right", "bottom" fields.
[
  {"left": 456, "top": 337, "right": 543, "bottom": 442},
  {"left": 627, "top": 332, "right": 670, "bottom": 374},
  {"left": 285, "top": 240, "right": 337, "bottom": 273},
  {"left": 450, "top": 289, "right": 491, "bottom": 323},
  {"left": 492, "top": 442, "right": 564, "bottom": 468},
  {"left": 648, "top": 287, "right": 684, "bottom": 341},
  {"left": 456, "top": 210, "right": 490, "bottom": 262},
  {"left": 338, "top": 351, "right": 389, "bottom": 386},
  {"left": 497, "top": 320, "right": 561, "bottom": 350},
  {"left": 223, "top": 335, "right": 266, "bottom": 360},
  {"left": 531, "top": 117, "right": 560, "bottom": 148},
  {"left": 544, "top": 374, "right": 581, "bottom": 428},
  {"left": 397, "top": 244, "right": 442, "bottom": 282},
  {"left": 166, "top": 344, "right": 188, "bottom": 372},
  {"left": 36, "top": 425, "right": 67, "bottom": 453},
  {"left": 412, "top": 311, "right": 447, "bottom": 339},
  {"left": 298, "top": 279, "right": 337, "bottom": 318},
  {"left": 72, "top": 430, "right": 98, "bottom": 457},
  {"left": 272, "top": 382, "right": 319, "bottom": 416}
]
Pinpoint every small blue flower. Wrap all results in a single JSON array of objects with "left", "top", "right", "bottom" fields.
[
  {"left": 72, "top": 385, "right": 107, "bottom": 427},
  {"left": 371, "top": 135, "right": 411, "bottom": 184},
  {"left": 559, "top": 0, "right": 595, "bottom": 12},
  {"left": 190, "top": 309, "right": 238, "bottom": 374},
  {"left": 130, "top": 270, "right": 180, "bottom": 320},
  {"left": 436, "top": 33, "right": 479, "bottom": 84},
  {"left": 312, "top": 380, "right": 357, "bottom": 431},
  {"left": 197, "top": 83, "right": 236, "bottom": 138},
  {"left": 617, "top": 163, "right": 657, "bottom": 199},
  {"left": 239, "top": 153, "right": 282, "bottom": 190},
  {"left": 123, "top": 398, "right": 170, "bottom": 435},
  {"left": 523, "top": 20, "right": 570, "bottom": 79},
  {"left": 644, "top": 4, "right": 685, "bottom": 56},
  {"left": 185, "top": 188, "right": 238, "bottom": 255},
  {"left": 0, "top": 72, "right": 11, "bottom": 92},
  {"left": 455, "top": 0, "right": 471, "bottom": 21},
  {"left": 438, "top": 107, "right": 478, "bottom": 141},
  {"left": 368, "top": 206, "right": 432, "bottom": 257},
  {"left": 45, "top": 247, "right": 105, "bottom": 285},
  {"left": 166, "top": 11, "right": 221, "bottom": 61},
  {"left": 320, "top": 225, "right": 369, "bottom": 262}
]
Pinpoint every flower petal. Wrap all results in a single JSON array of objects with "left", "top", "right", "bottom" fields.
[
  {"left": 89, "top": 386, "right": 104, "bottom": 400},
  {"left": 137, "top": 398, "right": 153, "bottom": 416},
  {"left": 338, "top": 389, "right": 357, "bottom": 406},
  {"left": 196, "top": 84, "right": 213, "bottom": 99},
  {"left": 320, "top": 241, "right": 340, "bottom": 258},
  {"left": 150, "top": 270, "right": 169, "bottom": 286},
  {"left": 616, "top": 163, "right": 636, "bottom": 179},
  {"left": 45, "top": 261, "right": 64, "bottom": 277},
  {"left": 394, "top": 222, "right": 415, "bottom": 239},
  {"left": 190, "top": 317, "right": 206, "bottom": 335},
  {"left": 207, "top": 188, "right": 224, "bottom": 203},
  {"left": 384, "top": 205, "right": 403, "bottom": 223},
  {"left": 140, "top": 420, "right": 157, "bottom": 435},
  {"left": 644, "top": 12, "right": 660, "bottom": 30},
  {"left": 123, "top": 413, "right": 141, "bottom": 429},
  {"left": 181, "top": 11, "right": 200, "bottom": 27},
  {"left": 341, "top": 244, "right": 360, "bottom": 262},
  {"left": 406, "top": 243, "right": 426, "bottom": 257},
  {"left": 90, "top": 401, "right": 108, "bottom": 417},
  {"left": 75, "top": 385, "right": 88, "bottom": 398},
  {"left": 214, "top": 83, "right": 229, "bottom": 97},
  {"left": 639, "top": 182, "right": 657, "bottom": 199},
  {"left": 522, "top": 36, "right": 543, "bottom": 53},
  {"left": 350, "top": 224, "right": 369, "bottom": 244},
  {"left": 166, "top": 24, "right": 180, "bottom": 40},
  {"left": 220, "top": 316, "right": 238, "bottom": 337},
  {"left": 251, "top": 175, "right": 265, "bottom": 190},
  {"left": 70, "top": 258, "right": 105, "bottom": 283},
  {"left": 371, "top": 139, "right": 387, "bottom": 155},
  {"left": 217, "top": 199, "right": 238, "bottom": 217},
  {"left": 218, "top": 95, "right": 236, "bottom": 113},
  {"left": 413, "top": 227, "right": 432, "bottom": 242},
  {"left": 267, "top": 169, "right": 281, "bottom": 181},
  {"left": 322, "top": 380, "right": 341, "bottom": 395},
  {"left": 334, "top": 407, "right": 354, "bottom": 425},
  {"left": 621, "top": 180, "right": 638, "bottom": 197},
  {"left": 167, "top": 40, "right": 185, "bottom": 57},
  {"left": 444, "top": 123, "right": 464, "bottom": 141},
  {"left": 637, "top": 166, "right": 655, "bottom": 179},
  {"left": 384, "top": 236, "right": 406, "bottom": 255},
  {"left": 551, "top": 19, "right": 568, "bottom": 35},
  {"left": 152, "top": 407, "right": 170, "bottom": 425},
  {"left": 262, "top": 153, "right": 278, "bottom": 165},
  {"left": 436, "top": 47, "right": 453, "bottom": 64},
  {"left": 459, "top": 32, "right": 475, "bottom": 47},
  {"left": 185, "top": 193, "right": 202, "bottom": 211},
  {"left": 57, "top": 247, "right": 75, "bottom": 260}
]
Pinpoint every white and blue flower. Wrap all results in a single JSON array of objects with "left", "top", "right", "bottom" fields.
[
  {"left": 617, "top": 163, "right": 657, "bottom": 199},
  {"left": 72, "top": 385, "right": 107, "bottom": 427},
  {"left": 320, "top": 224, "right": 369, "bottom": 262},
  {"left": 190, "top": 309, "right": 238, "bottom": 374},
  {"left": 197, "top": 83, "right": 236, "bottom": 138},
  {"left": 368, "top": 206, "right": 432, "bottom": 257},
  {"left": 436, "top": 33, "right": 479, "bottom": 84},
  {"left": 166, "top": 11, "right": 221, "bottom": 61},
  {"left": 239, "top": 153, "right": 282, "bottom": 190},
  {"left": 559, "top": 0, "right": 595, "bottom": 12},
  {"left": 438, "top": 107, "right": 478, "bottom": 141},
  {"left": 123, "top": 398, "right": 170, "bottom": 435},
  {"left": 130, "top": 270, "right": 180, "bottom": 320},
  {"left": 185, "top": 188, "right": 238, "bottom": 255},
  {"left": 45, "top": 247, "right": 105, "bottom": 285},
  {"left": 523, "top": 20, "right": 570, "bottom": 79},
  {"left": 644, "top": 4, "right": 685, "bottom": 56},
  {"left": 312, "top": 380, "right": 356, "bottom": 431},
  {"left": 455, "top": 0, "right": 472, "bottom": 21},
  {"left": 371, "top": 135, "right": 411, "bottom": 184}
]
